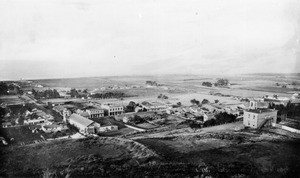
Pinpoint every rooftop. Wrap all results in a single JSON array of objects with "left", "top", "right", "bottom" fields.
[
  {"left": 69, "top": 114, "right": 94, "bottom": 127},
  {"left": 245, "top": 108, "right": 277, "bottom": 114},
  {"left": 141, "top": 101, "right": 165, "bottom": 107}
]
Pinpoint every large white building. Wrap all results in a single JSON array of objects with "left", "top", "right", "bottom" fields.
[
  {"left": 101, "top": 104, "right": 124, "bottom": 116},
  {"left": 86, "top": 108, "right": 104, "bottom": 118},
  {"left": 243, "top": 101, "right": 277, "bottom": 129},
  {"left": 69, "top": 114, "right": 100, "bottom": 134}
]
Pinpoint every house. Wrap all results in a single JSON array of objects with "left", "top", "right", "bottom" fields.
[
  {"left": 99, "top": 124, "right": 118, "bottom": 132},
  {"left": 189, "top": 106, "right": 205, "bottom": 115},
  {"left": 24, "top": 118, "right": 46, "bottom": 125},
  {"left": 135, "top": 106, "right": 143, "bottom": 112},
  {"left": 69, "top": 114, "right": 100, "bottom": 134},
  {"left": 243, "top": 101, "right": 277, "bottom": 129},
  {"left": 263, "top": 95, "right": 290, "bottom": 103},
  {"left": 35, "top": 110, "right": 54, "bottom": 121},
  {"left": 41, "top": 124, "right": 67, "bottom": 133},
  {"left": 140, "top": 101, "right": 168, "bottom": 111},
  {"left": 53, "top": 105, "right": 66, "bottom": 115},
  {"left": 2, "top": 122, "right": 12, "bottom": 128},
  {"left": 203, "top": 113, "right": 216, "bottom": 122},
  {"left": 101, "top": 104, "right": 124, "bottom": 116},
  {"left": 201, "top": 104, "right": 224, "bottom": 114},
  {"left": 86, "top": 108, "right": 104, "bottom": 118},
  {"left": 291, "top": 93, "right": 300, "bottom": 104}
]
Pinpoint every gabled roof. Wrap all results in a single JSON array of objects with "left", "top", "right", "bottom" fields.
[
  {"left": 69, "top": 114, "right": 94, "bottom": 127},
  {"left": 53, "top": 105, "right": 65, "bottom": 112}
]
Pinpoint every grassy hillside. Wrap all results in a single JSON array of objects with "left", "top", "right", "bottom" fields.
[
  {"left": 0, "top": 137, "right": 160, "bottom": 177},
  {"left": 1, "top": 130, "right": 300, "bottom": 177}
]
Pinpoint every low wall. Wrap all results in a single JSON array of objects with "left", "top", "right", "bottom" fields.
[
  {"left": 125, "top": 124, "right": 146, "bottom": 132},
  {"left": 272, "top": 123, "right": 300, "bottom": 134}
]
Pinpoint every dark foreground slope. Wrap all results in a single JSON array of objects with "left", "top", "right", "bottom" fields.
[{"left": 1, "top": 131, "right": 300, "bottom": 178}]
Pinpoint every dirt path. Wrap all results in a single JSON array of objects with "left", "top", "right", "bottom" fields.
[{"left": 130, "top": 122, "right": 244, "bottom": 140}]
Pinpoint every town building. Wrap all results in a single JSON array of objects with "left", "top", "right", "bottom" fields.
[
  {"left": 101, "top": 104, "right": 124, "bottom": 116},
  {"left": 24, "top": 118, "right": 46, "bottom": 125},
  {"left": 98, "top": 124, "right": 118, "bottom": 132},
  {"left": 2, "top": 122, "right": 12, "bottom": 128},
  {"left": 140, "top": 101, "right": 168, "bottom": 111},
  {"left": 203, "top": 113, "right": 216, "bottom": 122},
  {"left": 86, "top": 108, "right": 104, "bottom": 118},
  {"left": 41, "top": 124, "right": 68, "bottom": 133},
  {"left": 243, "top": 101, "right": 277, "bottom": 129},
  {"left": 69, "top": 114, "right": 100, "bottom": 134}
]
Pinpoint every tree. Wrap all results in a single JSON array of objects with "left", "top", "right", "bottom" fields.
[
  {"left": 158, "top": 94, "right": 168, "bottom": 99},
  {"left": 131, "top": 115, "right": 145, "bottom": 124},
  {"left": 203, "top": 119, "right": 216, "bottom": 127},
  {"left": 177, "top": 102, "right": 182, "bottom": 107},
  {"left": 0, "top": 82, "right": 8, "bottom": 95},
  {"left": 214, "top": 78, "right": 229, "bottom": 86},
  {"left": 214, "top": 99, "right": 219, "bottom": 103},
  {"left": 189, "top": 121, "right": 202, "bottom": 129},
  {"left": 214, "top": 112, "right": 237, "bottom": 125},
  {"left": 83, "top": 89, "right": 88, "bottom": 93},
  {"left": 201, "top": 99, "right": 209, "bottom": 104},
  {"left": 125, "top": 101, "right": 136, "bottom": 112},
  {"left": 70, "top": 88, "right": 79, "bottom": 98},
  {"left": 53, "top": 89, "right": 60, "bottom": 98},
  {"left": 202, "top": 82, "right": 212, "bottom": 87},
  {"left": 190, "top": 99, "right": 200, "bottom": 105}
]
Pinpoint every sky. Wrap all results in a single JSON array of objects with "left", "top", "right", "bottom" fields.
[{"left": 0, "top": 0, "right": 299, "bottom": 80}]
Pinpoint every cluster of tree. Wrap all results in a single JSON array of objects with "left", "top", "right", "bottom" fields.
[
  {"left": 157, "top": 94, "right": 168, "bottom": 99},
  {"left": 214, "top": 78, "right": 229, "bottom": 87},
  {"left": 215, "top": 112, "right": 237, "bottom": 124},
  {"left": 66, "top": 122, "right": 79, "bottom": 133},
  {"left": 0, "top": 82, "right": 23, "bottom": 95},
  {"left": 32, "top": 89, "right": 60, "bottom": 99},
  {"left": 202, "top": 82, "right": 213, "bottom": 87},
  {"left": 130, "top": 115, "right": 146, "bottom": 124},
  {"left": 124, "top": 101, "right": 137, "bottom": 113},
  {"left": 203, "top": 112, "right": 237, "bottom": 127},
  {"left": 69, "top": 88, "right": 81, "bottom": 98},
  {"left": 90, "top": 91, "right": 126, "bottom": 99},
  {"left": 145, "top": 81, "right": 158, "bottom": 86},
  {"left": 275, "top": 83, "right": 288, "bottom": 88},
  {"left": 190, "top": 99, "right": 200, "bottom": 105},
  {"left": 190, "top": 99, "right": 210, "bottom": 106},
  {"left": 268, "top": 102, "right": 300, "bottom": 121}
]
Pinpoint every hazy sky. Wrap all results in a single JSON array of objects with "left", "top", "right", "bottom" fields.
[{"left": 0, "top": 0, "right": 299, "bottom": 80}]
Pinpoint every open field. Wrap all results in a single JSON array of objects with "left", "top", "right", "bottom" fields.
[
  {"left": 30, "top": 73, "right": 300, "bottom": 109},
  {"left": 0, "top": 95, "right": 24, "bottom": 105}
]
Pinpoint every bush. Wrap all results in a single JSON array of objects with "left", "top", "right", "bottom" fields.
[
  {"left": 214, "top": 78, "right": 229, "bottom": 87},
  {"left": 215, "top": 112, "right": 237, "bottom": 125},
  {"left": 202, "top": 82, "right": 212, "bottom": 87}
]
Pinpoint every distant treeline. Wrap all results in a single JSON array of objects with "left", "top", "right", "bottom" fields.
[
  {"left": 32, "top": 89, "right": 60, "bottom": 99},
  {"left": 202, "top": 78, "right": 229, "bottom": 87},
  {"left": 146, "top": 81, "right": 158, "bottom": 86},
  {"left": 90, "top": 92, "right": 126, "bottom": 99},
  {"left": 0, "top": 82, "right": 23, "bottom": 95},
  {"left": 269, "top": 102, "right": 300, "bottom": 121}
]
